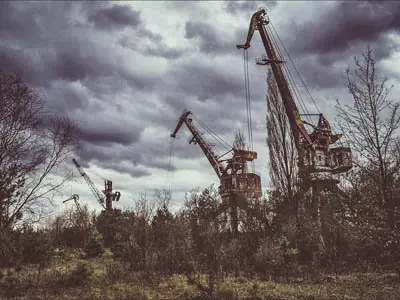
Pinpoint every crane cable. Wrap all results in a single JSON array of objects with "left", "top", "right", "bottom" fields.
[
  {"left": 270, "top": 23, "right": 320, "bottom": 115},
  {"left": 266, "top": 25, "right": 312, "bottom": 125},
  {"left": 268, "top": 22, "right": 321, "bottom": 124},
  {"left": 269, "top": 23, "right": 344, "bottom": 145},
  {"left": 243, "top": 49, "right": 255, "bottom": 173},
  {"left": 167, "top": 137, "right": 175, "bottom": 199},
  {"left": 192, "top": 115, "right": 232, "bottom": 151},
  {"left": 268, "top": 24, "right": 311, "bottom": 119}
]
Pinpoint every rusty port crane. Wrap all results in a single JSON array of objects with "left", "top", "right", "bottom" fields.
[
  {"left": 237, "top": 9, "right": 353, "bottom": 221},
  {"left": 171, "top": 110, "right": 262, "bottom": 233}
]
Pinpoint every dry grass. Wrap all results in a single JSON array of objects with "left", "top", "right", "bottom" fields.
[{"left": 1, "top": 254, "right": 399, "bottom": 299}]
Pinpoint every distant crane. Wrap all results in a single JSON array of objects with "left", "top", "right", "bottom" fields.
[
  {"left": 62, "top": 194, "right": 90, "bottom": 244},
  {"left": 171, "top": 110, "right": 262, "bottom": 233},
  {"left": 63, "top": 194, "right": 83, "bottom": 215},
  {"left": 72, "top": 158, "right": 121, "bottom": 211}
]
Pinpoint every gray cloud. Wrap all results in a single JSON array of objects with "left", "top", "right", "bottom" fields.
[
  {"left": 119, "top": 34, "right": 185, "bottom": 60},
  {"left": 184, "top": 21, "right": 229, "bottom": 54},
  {"left": 224, "top": 1, "right": 277, "bottom": 15},
  {"left": 287, "top": 1, "right": 400, "bottom": 58},
  {"left": 75, "top": 125, "right": 141, "bottom": 146},
  {"left": 183, "top": 21, "right": 251, "bottom": 56},
  {"left": 44, "top": 80, "right": 91, "bottom": 114},
  {"left": 254, "top": 1, "right": 400, "bottom": 90},
  {"left": 108, "top": 163, "right": 150, "bottom": 178},
  {"left": 88, "top": 4, "right": 141, "bottom": 30},
  {"left": 172, "top": 61, "right": 243, "bottom": 101}
]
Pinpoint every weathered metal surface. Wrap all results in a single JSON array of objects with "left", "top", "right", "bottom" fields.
[{"left": 219, "top": 173, "right": 262, "bottom": 200}]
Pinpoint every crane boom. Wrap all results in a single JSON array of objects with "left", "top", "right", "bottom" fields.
[
  {"left": 171, "top": 110, "right": 225, "bottom": 178},
  {"left": 237, "top": 9, "right": 312, "bottom": 150},
  {"left": 72, "top": 158, "right": 105, "bottom": 209}
]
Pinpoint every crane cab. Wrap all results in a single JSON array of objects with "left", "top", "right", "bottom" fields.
[
  {"left": 219, "top": 173, "right": 262, "bottom": 201},
  {"left": 329, "top": 147, "right": 352, "bottom": 174},
  {"left": 303, "top": 114, "right": 353, "bottom": 175},
  {"left": 302, "top": 145, "right": 353, "bottom": 177}
]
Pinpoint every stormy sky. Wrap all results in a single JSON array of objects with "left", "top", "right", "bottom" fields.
[{"left": 1, "top": 1, "right": 400, "bottom": 215}]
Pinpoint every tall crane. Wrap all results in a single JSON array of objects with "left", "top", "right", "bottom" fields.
[
  {"left": 171, "top": 110, "right": 262, "bottom": 233},
  {"left": 72, "top": 158, "right": 121, "bottom": 211},
  {"left": 236, "top": 8, "right": 353, "bottom": 242},
  {"left": 237, "top": 8, "right": 352, "bottom": 189}
]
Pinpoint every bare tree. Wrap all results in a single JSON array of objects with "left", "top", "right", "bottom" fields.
[
  {"left": 336, "top": 46, "right": 400, "bottom": 228},
  {"left": 266, "top": 69, "right": 298, "bottom": 213},
  {"left": 0, "top": 72, "right": 77, "bottom": 231},
  {"left": 153, "top": 188, "right": 171, "bottom": 210},
  {"left": 233, "top": 130, "right": 247, "bottom": 150}
]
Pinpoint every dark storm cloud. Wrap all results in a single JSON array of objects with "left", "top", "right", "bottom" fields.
[
  {"left": 75, "top": 125, "right": 140, "bottom": 146},
  {"left": 184, "top": 21, "right": 230, "bottom": 54},
  {"left": 261, "top": 1, "right": 400, "bottom": 90},
  {"left": 0, "top": 2, "right": 104, "bottom": 85},
  {"left": 44, "top": 80, "right": 91, "bottom": 114},
  {"left": 284, "top": 39, "right": 398, "bottom": 90},
  {"left": 290, "top": 1, "right": 400, "bottom": 57},
  {"left": 88, "top": 4, "right": 141, "bottom": 30},
  {"left": 279, "top": 54, "right": 347, "bottom": 90},
  {"left": 76, "top": 138, "right": 173, "bottom": 178},
  {"left": 224, "top": 1, "right": 277, "bottom": 15},
  {"left": 109, "top": 164, "right": 150, "bottom": 178},
  {"left": 0, "top": 1, "right": 170, "bottom": 90},
  {"left": 168, "top": 60, "right": 244, "bottom": 101},
  {"left": 76, "top": 143, "right": 142, "bottom": 176},
  {"left": 55, "top": 51, "right": 100, "bottom": 82},
  {"left": 119, "top": 34, "right": 185, "bottom": 60},
  {"left": 0, "top": 48, "right": 34, "bottom": 84},
  {"left": 74, "top": 144, "right": 150, "bottom": 178},
  {"left": 184, "top": 21, "right": 248, "bottom": 55}
]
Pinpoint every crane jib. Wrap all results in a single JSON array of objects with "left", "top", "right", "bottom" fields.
[
  {"left": 236, "top": 9, "right": 313, "bottom": 148},
  {"left": 170, "top": 111, "right": 224, "bottom": 179}
]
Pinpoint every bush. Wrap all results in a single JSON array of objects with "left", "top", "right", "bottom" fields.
[
  {"left": 62, "top": 262, "right": 93, "bottom": 287},
  {"left": 84, "top": 230, "right": 104, "bottom": 258},
  {"left": 104, "top": 261, "right": 125, "bottom": 283},
  {"left": 0, "top": 270, "right": 21, "bottom": 297},
  {"left": 0, "top": 225, "right": 53, "bottom": 268},
  {"left": 214, "top": 288, "right": 238, "bottom": 299},
  {"left": 254, "top": 236, "right": 299, "bottom": 280}
]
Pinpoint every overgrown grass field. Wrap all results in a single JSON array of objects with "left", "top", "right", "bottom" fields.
[{"left": 1, "top": 253, "right": 399, "bottom": 300}]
